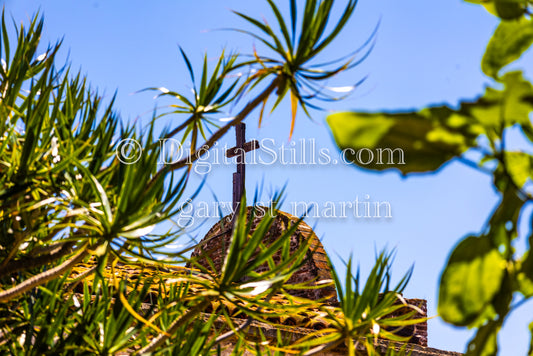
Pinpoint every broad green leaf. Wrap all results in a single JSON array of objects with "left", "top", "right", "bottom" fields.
[
  {"left": 483, "top": 3, "right": 500, "bottom": 17},
  {"left": 464, "top": 0, "right": 500, "bottom": 16},
  {"left": 504, "top": 151, "right": 533, "bottom": 189},
  {"left": 494, "top": 0, "right": 527, "bottom": 19},
  {"left": 491, "top": 273, "right": 513, "bottom": 317},
  {"left": 500, "top": 72, "right": 533, "bottom": 125},
  {"left": 482, "top": 18, "right": 533, "bottom": 79},
  {"left": 465, "top": 320, "right": 501, "bottom": 356},
  {"left": 464, "top": 0, "right": 529, "bottom": 18},
  {"left": 517, "top": 253, "right": 533, "bottom": 297},
  {"left": 460, "top": 71, "right": 533, "bottom": 133},
  {"left": 519, "top": 229, "right": 533, "bottom": 297},
  {"left": 480, "top": 186, "right": 523, "bottom": 263},
  {"left": 327, "top": 108, "right": 481, "bottom": 174},
  {"left": 438, "top": 235, "right": 505, "bottom": 326},
  {"left": 328, "top": 72, "right": 533, "bottom": 174}
]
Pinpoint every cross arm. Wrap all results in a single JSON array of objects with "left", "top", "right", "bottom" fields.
[{"left": 225, "top": 140, "right": 260, "bottom": 158}]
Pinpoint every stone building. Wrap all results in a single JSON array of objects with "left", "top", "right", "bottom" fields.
[
  {"left": 189, "top": 207, "right": 337, "bottom": 302},
  {"left": 185, "top": 206, "right": 461, "bottom": 356},
  {"left": 70, "top": 205, "right": 462, "bottom": 355}
]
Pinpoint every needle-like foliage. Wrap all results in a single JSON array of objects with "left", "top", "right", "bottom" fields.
[
  {"left": 0, "top": 2, "right": 418, "bottom": 355},
  {"left": 231, "top": 0, "right": 373, "bottom": 138}
]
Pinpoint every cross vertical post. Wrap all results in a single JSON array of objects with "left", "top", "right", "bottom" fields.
[
  {"left": 234, "top": 123, "right": 245, "bottom": 214},
  {"left": 226, "top": 123, "right": 259, "bottom": 219}
]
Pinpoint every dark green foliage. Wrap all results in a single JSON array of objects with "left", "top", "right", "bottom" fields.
[{"left": 0, "top": 2, "right": 417, "bottom": 355}]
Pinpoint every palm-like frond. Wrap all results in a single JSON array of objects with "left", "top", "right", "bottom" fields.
[
  {"left": 0, "top": 4, "right": 422, "bottom": 355},
  {"left": 145, "top": 49, "right": 240, "bottom": 159},
  {"left": 0, "top": 10, "right": 198, "bottom": 301},
  {"left": 230, "top": 0, "right": 373, "bottom": 138},
  {"left": 287, "top": 251, "right": 423, "bottom": 355}
]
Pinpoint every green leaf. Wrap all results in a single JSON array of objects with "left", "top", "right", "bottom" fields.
[
  {"left": 500, "top": 71, "right": 533, "bottom": 125},
  {"left": 482, "top": 18, "right": 533, "bottom": 79},
  {"left": 517, "top": 263, "right": 533, "bottom": 298},
  {"left": 76, "top": 164, "right": 114, "bottom": 227},
  {"left": 519, "top": 227, "right": 533, "bottom": 297},
  {"left": 328, "top": 72, "right": 533, "bottom": 175},
  {"left": 463, "top": 0, "right": 501, "bottom": 17},
  {"left": 327, "top": 108, "right": 480, "bottom": 174},
  {"left": 465, "top": 320, "right": 501, "bottom": 356},
  {"left": 504, "top": 151, "right": 533, "bottom": 189},
  {"left": 494, "top": 0, "right": 527, "bottom": 19},
  {"left": 470, "top": 0, "right": 530, "bottom": 20},
  {"left": 469, "top": 71, "right": 533, "bottom": 133},
  {"left": 490, "top": 272, "right": 513, "bottom": 317},
  {"left": 438, "top": 235, "right": 506, "bottom": 326}
]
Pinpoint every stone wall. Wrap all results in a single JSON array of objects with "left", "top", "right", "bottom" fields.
[
  {"left": 188, "top": 206, "right": 429, "bottom": 347},
  {"left": 188, "top": 207, "right": 337, "bottom": 302}
]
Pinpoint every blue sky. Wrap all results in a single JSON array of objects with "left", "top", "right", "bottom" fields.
[{"left": 4, "top": 0, "right": 533, "bottom": 354}]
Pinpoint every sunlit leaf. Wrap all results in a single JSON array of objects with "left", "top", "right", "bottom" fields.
[
  {"left": 529, "top": 321, "right": 533, "bottom": 355},
  {"left": 465, "top": 320, "right": 501, "bottom": 356},
  {"left": 327, "top": 109, "right": 480, "bottom": 174},
  {"left": 482, "top": 18, "right": 533, "bottom": 78},
  {"left": 289, "top": 90, "right": 298, "bottom": 140},
  {"left": 438, "top": 235, "right": 505, "bottom": 326},
  {"left": 518, "top": 228, "right": 533, "bottom": 298},
  {"left": 504, "top": 151, "right": 533, "bottom": 189},
  {"left": 494, "top": 0, "right": 528, "bottom": 19}
]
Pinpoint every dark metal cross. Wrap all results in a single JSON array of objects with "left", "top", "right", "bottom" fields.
[{"left": 225, "top": 123, "right": 259, "bottom": 215}]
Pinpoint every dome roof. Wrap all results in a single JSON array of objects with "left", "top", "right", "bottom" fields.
[{"left": 189, "top": 206, "right": 337, "bottom": 303}]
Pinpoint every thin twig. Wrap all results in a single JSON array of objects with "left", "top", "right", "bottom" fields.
[
  {"left": 163, "top": 115, "right": 196, "bottom": 140},
  {"left": 65, "top": 263, "right": 98, "bottom": 293}
]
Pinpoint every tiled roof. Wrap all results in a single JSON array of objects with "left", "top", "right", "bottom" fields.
[
  {"left": 69, "top": 260, "right": 459, "bottom": 354},
  {"left": 67, "top": 206, "right": 461, "bottom": 355}
]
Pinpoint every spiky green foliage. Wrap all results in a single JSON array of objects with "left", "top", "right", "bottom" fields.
[
  {"left": 231, "top": 0, "right": 371, "bottom": 138},
  {"left": 0, "top": 2, "right": 418, "bottom": 355}
]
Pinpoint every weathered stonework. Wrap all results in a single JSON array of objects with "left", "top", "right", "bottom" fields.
[
  {"left": 188, "top": 207, "right": 338, "bottom": 303},
  {"left": 388, "top": 298, "right": 428, "bottom": 347},
  {"left": 187, "top": 207, "right": 432, "bottom": 347},
  {"left": 70, "top": 206, "right": 454, "bottom": 354}
]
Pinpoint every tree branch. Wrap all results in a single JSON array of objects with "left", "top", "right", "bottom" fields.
[
  {"left": 0, "top": 242, "right": 89, "bottom": 303},
  {"left": 0, "top": 241, "right": 75, "bottom": 278}
]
